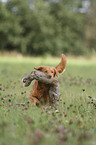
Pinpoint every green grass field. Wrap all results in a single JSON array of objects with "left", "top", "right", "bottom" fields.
[{"left": 0, "top": 56, "right": 96, "bottom": 145}]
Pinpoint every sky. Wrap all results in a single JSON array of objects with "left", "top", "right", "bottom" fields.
[
  {"left": 1, "top": 0, "right": 90, "bottom": 13},
  {"left": 1, "top": 0, "right": 7, "bottom": 2}
]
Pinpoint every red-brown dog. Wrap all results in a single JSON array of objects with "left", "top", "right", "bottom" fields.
[{"left": 29, "top": 54, "right": 67, "bottom": 105}]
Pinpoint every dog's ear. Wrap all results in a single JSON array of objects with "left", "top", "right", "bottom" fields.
[
  {"left": 55, "top": 54, "right": 67, "bottom": 74},
  {"left": 34, "top": 66, "right": 43, "bottom": 71},
  {"left": 54, "top": 68, "right": 59, "bottom": 77}
]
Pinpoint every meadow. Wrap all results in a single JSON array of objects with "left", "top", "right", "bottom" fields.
[{"left": 0, "top": 56, "right": 96, "bottom": 145}]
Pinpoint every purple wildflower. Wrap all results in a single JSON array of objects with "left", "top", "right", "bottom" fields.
[
  {"left": 69, "top": 118, "right": 73, "bottom": 124},
  {"left": 25, "top": 106, "right": 29, "bottom": 110},
  {"left": 0, "top": 86, "right": 2, "bottom": 90},
  {"left": 16, "top": 103, "right": 21, "bottom": 105},
  {"left": 21, "top": 103, "right": 25, "bottom": 106},
  {"left": 48, "top": 106, "right": 51, "bottom": 109},
  {"left": 48, "top": 111, "right": 51, "bottom": 114},
  {"left": 63, "top": 111, "right": 67, "bottom": 117},
  {"left": 35, "top": 130, "right": 43, "bottom": 139},
  {"left": 43, "top": 106, "right": 48, "bottom": 110},
  {"left": 55, "top": 110, "right": 59, "bottom": 113},
  {"left": 75, "top": 116, "right": 78, "bottom": 119},
  {"left": 3, "top": 98, "right": 6, "bottom": 101},
  {"left": 9, "top": 103, "right": 12, "bottom": 106},
  {"left": 89, "top": 116, "right": 92, "bottom": 119},
  {"left": 58, "top": 118, "right": 62, "bottom": 123},
  {"left": 63, "top": 110, "right": 66, "bottom": 114}
]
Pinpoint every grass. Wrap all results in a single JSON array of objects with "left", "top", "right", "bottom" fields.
[{"left": 0, "top": 56, "right": 96, "bottom": 145}]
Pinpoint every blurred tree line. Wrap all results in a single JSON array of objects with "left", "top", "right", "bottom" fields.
[{"left": 0, "top": 0, "right": 96, "bottom": 56}]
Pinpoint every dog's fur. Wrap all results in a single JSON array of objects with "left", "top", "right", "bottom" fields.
[{"left": 29, "top": 54, "right": 67, "bottom": 105}]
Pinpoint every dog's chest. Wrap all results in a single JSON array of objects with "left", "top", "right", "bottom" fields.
[
  {"left": 37, "top": 82, "right": 50, "bottom": 92},
  {"left": 39, "top": 82, "right": 49, "bottom": 88}
]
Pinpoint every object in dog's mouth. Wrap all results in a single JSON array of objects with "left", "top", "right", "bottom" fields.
[
  {"left": 22, "top": 74, "right": 33, "bottom": 87},
  {"left": 22, "top": 80, "right": 31, "bottom": 87}
]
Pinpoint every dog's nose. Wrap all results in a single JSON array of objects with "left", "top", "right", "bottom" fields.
[{"left": 49, "top": 75, "right": 52, "bottom": 78}]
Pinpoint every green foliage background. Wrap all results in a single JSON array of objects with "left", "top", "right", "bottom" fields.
[{"left": 0, "top": 0, "right": 96, "bottom": 55}]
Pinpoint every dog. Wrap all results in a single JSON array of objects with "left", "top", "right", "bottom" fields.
[{"left": 28, "top": 54, "right": 67, "bottom": 105}]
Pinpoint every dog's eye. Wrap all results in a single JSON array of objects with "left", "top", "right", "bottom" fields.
[{"left": 45, "top": 70, "right": 47, "bottom": 73}]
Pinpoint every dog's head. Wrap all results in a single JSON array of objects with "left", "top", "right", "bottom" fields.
[
  {"left": 34, "top": 54, "right": 67, "bottom": 78},
  {"left": 34, "top": 66, "right": 58, "bottom": 79}
]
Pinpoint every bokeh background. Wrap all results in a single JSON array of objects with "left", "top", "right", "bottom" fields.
[{"left": 0, "top": 0, "right": 96, "bottom": 56}]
